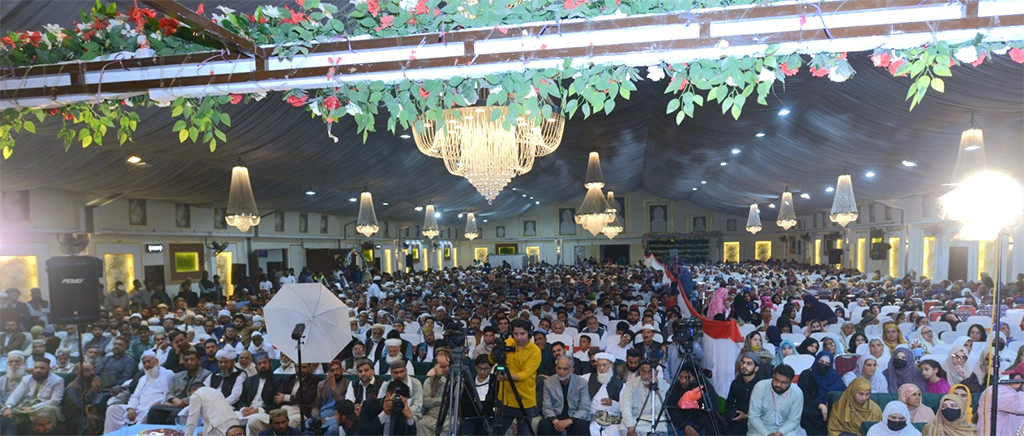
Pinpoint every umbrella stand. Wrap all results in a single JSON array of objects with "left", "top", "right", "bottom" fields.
[{"left": 292, "top": 323, "right": 307, "bottom": 435}]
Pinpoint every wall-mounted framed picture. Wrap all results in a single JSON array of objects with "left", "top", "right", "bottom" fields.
[
  {"left": 495, "top": 243, "right": 518, "bottom": 255},
  {"left": 214, "top": 207, "right": 227, "bottom": 229},
  {"left": 644, "top": 201, "right": 671, "bottom": 233},
  {"left": 175, "top": 204, "right": 191, "bottom": 228},
  {"left": 129, "top": 199, "right": 147, "bottom": 226},
  {"left": 444, "top": 246, "right": 451, "bottom": 260},
  {"left": 556, "top": 207, "right": 577, "bottom": 236},
  {"left": 299, "top": 213, "right": 309, "bottom": 233},
  {"left": 521, "top": 219, "right": 538, "bottom": 237},
  {"left": 320, "top": 215, "right": 329, "bottom": 234},
  {"left": 690, "top": 215, "right": 709, "bottom": 233},
  {"left": 726, "top": 219, "right": 737, "bottom": 232},
  {"left": 496, "top": 226, "right": 506, "bottom": 238},
  {"left": 274, "top": 211, "right": 285, "bottom": 231},
  {"left": 2, "top": 190, "right": 29, "bottom": 221}
]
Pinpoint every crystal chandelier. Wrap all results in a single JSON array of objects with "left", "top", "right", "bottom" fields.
[
  {"left": 413, "top": 107, "right": 565, "bottom": 204},
  {"left": 830, "top": 168, "right": 859, "bottom": 228},
  {"left": 464, "top": 212, "right": 479, "bottom": 240},
  {"left": 602, "top": 191, "right": 623, "bottom": 239},
  {"left": 575, "top": 152, "right": 615, "bottom": 236},
  {"left": 224, "top": 158, "right": 260, "bottom": 232},
  {"left": 746, "top": 203, "right": 762, "bottom": 234},
  {"left": 355, "top": 190, "right": 379, "bottom": 238},
  {"left": 422, "top": 204, "right": 440, "bottom": 239},
  {"left": 776, "top": 188, "right": 798, "bottom": 231}
]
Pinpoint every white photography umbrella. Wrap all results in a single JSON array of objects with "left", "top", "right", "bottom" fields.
[{"left": 264, "top": 283, "right": 353, "bottom": 363}]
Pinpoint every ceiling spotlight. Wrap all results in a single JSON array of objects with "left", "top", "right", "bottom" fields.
[
  {"left": 127, "top": 156, "right": 142, "bottom": 164},
  {"left": 306, "top": 190, "right": 316, "bottom": 196},
  {"left": 522, "top": 194, "right": 527, "bottom": 197},
  {"left": 382, "top": 202, "right": 389, "bottom": 206},
  {"left": 720, "top": 162, "right": 728, "bottom": 166},
  {"left": 415, "top": 206, "right": 423, "bottom": 211},
  {"left": 399, "top": 134, "right": 411, "bottom": 139},
  {"left": 434, "top": 212, "right": 441, "bottom": 218},
  {"left": 826, "top": 187, "right": 835, "bottom": 192},
  {"left": 347, "top": 197, "right": 356, "bottom": 201},
  {"left": 755, "top": 132, "right": 766, "bottom": 138},
  {"left": 701, "top": 180, "right": 707, "bottom": 184},
  {"left": 482, "top": 219, "right": 488, "bottom": 223},
  {"left": 535, "top": 201, "right": 540, "bottom": 205},
  {"left": 800, "top": 193, "right": 811, "bottom": 199},
  {"left": 530, "top": 197, "right": 534, "bottom": 200},
  {"left": 778, "top": 109, "right": 791, "bottom": 116},
  {"left": 458, "top": 213, "right": 464, "bottom": 218},
  {"left": 692, "top": 187, "right": 698, "bottom": 191},
  {"left": 768, "top": 203, "right": 776, "bottom": 208},
  {"left": 865, "top": 171, "right": 876, "bottom": 178},
  {"left": 511, "top": 188, "right": 517, "bottom": 191},
  {"left": 902, "top": 160, "right": 918, "bottom": 167},
  {"left": 731, "top": 149, "right": 741, "bottom": 154}
]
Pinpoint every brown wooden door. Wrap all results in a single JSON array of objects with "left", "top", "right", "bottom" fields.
[{"left": 948, "top": 246, "right": 969, "bottom": 282}]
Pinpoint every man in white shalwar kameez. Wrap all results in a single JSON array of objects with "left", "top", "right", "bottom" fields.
[
  {"left": 620, "top": 360, "right": 670, "bottom": 436},
  {"left": 184, "top": 386, "right": 240, "bottom": 436},
  {"left": 104, "top": 351, "right": 174, "bottom": 433},
  {"left": 583, "top": 353, "right": 624, "bottom": 436}
]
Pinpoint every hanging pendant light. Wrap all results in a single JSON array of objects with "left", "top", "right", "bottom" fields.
[
  {"left": 576, "top": 152, "right": 615, "bottom": 236},
  {"left": 602, "top": 191, "right": 623, "bottom": 239},
  {"left": 830, "top": 167, "right": 859, "bottom": 228},
  {"left": 422, "top": 204, "right": 440, "bottom": 239},
  {"left": 224, "top": 157, "right": 260, "bottom": 232},
  {"left": 950, "top": 113, "right": 988, "bottom": 186},
  {"left": 746, "top": 203, "right": 762, "bottom": 234},
  {"left": 355, "top": 190, "right": 379, "bottom": 238},
  {"left": 776, "top": 187, "right": 798, "bottom": 230},
  {"left": 464, "top": 212, "right": 479, "bottom": 241}
]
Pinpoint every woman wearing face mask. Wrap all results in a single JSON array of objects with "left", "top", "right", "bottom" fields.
[
  {"left": 884, "top": 346, "right": 927, "bottom": 393},
  {"left": 828, "top": 377, "right": 882, "bottom": 436},
  {"left": 843, "top": 355, "right": 888, "bottom": 393},
  {"left": 946, "top": 384, "right": 975, "bottom": 424},
  {"left": 907, "top": 326, "right": 942, "bottom": 355},
  {"left": 866, "top": 401, "right": 921, "bottom": 436},
  {"left": 798, "top": 350, "right": 847, "bottom": 436},
  {"left": 898, "top": 383, "right": 935, "bottom": 423},
  {"left": 921, "top": 393, "right": 976, "bottom": 436}
]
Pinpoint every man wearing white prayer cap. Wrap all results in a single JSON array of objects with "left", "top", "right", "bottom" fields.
[
  {"left": 204, "top": 348, "right": 247, "bottom": 407},
  {"left": 583, "top": 352, "right": 625, "bottom": 436},
  {"left": 376, "top": 338, "right": 413, "bottom": 375},
  {"left": 366, "top": 276, "right": 384, "bottom": 306},
  {"left": 104, "top": 351, "right": 175, "bottom": 433},
  {"left": 365, "top": 323, "right": 388, "bottom": 362}
]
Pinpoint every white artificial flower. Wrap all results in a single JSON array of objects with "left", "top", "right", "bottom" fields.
[
  {"left": 253, "top": 92, "right": 267, "bottom": 101},
  {"left": 646, "top": 66, "right": 665, "bottom": 82},
  {"left": 757, "top": 67, "right": 775, "bottom": 84},
  {"left": 491, "top": 85, "right": 503, "bottom": 94},
  {"left": 399, "top": 0, "right": 416, "bottom": 10},
  {"left": 43, "top": 23, "right": 62, "bottom": 35},
  {"left": 211, "top": 13, "right": 229, "bottom": 24},
  {"left": 153, "top": 99, "right": 172, "bottom": 107},
  {"left": 310, "top": 101, "right": 322, "bottom": 116},
  {"left": 611, "top": 8, "right": 625, "bottom": 16},
  {"left": 725, "top": 76, "right": 737, "bottom": 87},
  {"left": 827, "top": 68, "right": 849, "bottom": 83},
  {"left": 262, "top": 5, "right": 281, "bottom": 19},
  {"left": 346, "top": 102, "right": 363, "bottom": 116},
  {"left": 321, "top": 7, "right": 334, "bottom": 19},
  {"left": 524, "top": 87, "right": 537, "bottom": 99},
  {"left": 993, "top": 46, "right": 1009, "bottom": 55},
  {"left": 216, "top": 6, "right": 236, "bottom": 14},
  {"left": 122, "top": 99, "right": 134, "bottom": 107},
  {"left": 954, "top": 46, "right": 978, "bottom": 64},
  {"left": 76, "top": 22, "right": 86, "bottom": 31}
]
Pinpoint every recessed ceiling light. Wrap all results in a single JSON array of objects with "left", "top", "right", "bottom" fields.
[
  {"left": 382, "top": 202, "right": 389, "bottom": 206},
  {"left": 701, "top": 180, "right": 707, "bottom": 184},
  {"left": 901, "top": 160, "right": 918, "bottom": 167},
  {"left": 865, "top": 171, "right": 876, "bottom": 178},
  {"left": 535, "top": 201, "right": 540, "bottom": 205},
  {"left": 127, "top": 156, "right": 142, "bottom": 164},
  {"left": 522, "top": 194, "right": 527, "bottom": 197},
  {"left": 399, "top": 134, "right": 411, "bottom": 139},
  {"left": 720, "top": 162, "right": 728, "bottom": 166},
  {"left": 511, "top": 188, "right": 517, "bottom": 191},
  {"left": 530, "top": 197, "right": 534, "bottom": 200},
  {"left": 731, "top": 149, "right": 740, "bottom": 154},
  {"left": 306, "top": 190, "right": 316, "bottom": 196},
  {"left": 768, "top": 203, "right": 776, "bottom": 208},
  {"left": 348, "top": 197, "right": 356, "bottom": 201},
  {"left": 482, "top": 219, "right": 488, "bottom": 223},
  {"left": 415, "top": 206, "right": 423, "bottom": 211},
  {"left": 800, "top": 193, "right": 811, "bottom": 199},
  {"left": 434, "top": 212, "right": 441, "bottom": 218},
  {"left": 692, "top": 187, "right": 698, "bottom": 191},
  {"left": 826, "top": 187, "right": 834, "bottom": 192},
  {"left": 755, "top": 132, "right": 765, "bottom": 138},
  {"left": 458, "top": 213, "right": 464, "bottom": 218},
  {"left": 778, "top": 109, "right": 791, "bottom": 116}
]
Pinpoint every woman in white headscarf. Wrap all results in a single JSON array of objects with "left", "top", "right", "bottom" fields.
[
  {"left": 843, "top": 354, "right": 889, "bottom": 393},
  {"left": 859, "top": 338, "right": 891, "bottom": 371},
  {"left": 866, "top": 401, "right": 922, "bottom": 436},
  {"left": 907, "top": 325, "right": 943, "bottom": 354},
  {"left": 943, "top": 345, "right": 971, "bottom": 386}
]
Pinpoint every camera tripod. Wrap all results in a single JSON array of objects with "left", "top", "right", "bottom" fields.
[
  {"left": 435, "top": 345, "right": 494, "bottom": 436},
  {"left": 492, "top": 363, "right": 536, "bottom": 436},
  {"left": 652, "top": 344, "right": 722, "bottom": 436}
]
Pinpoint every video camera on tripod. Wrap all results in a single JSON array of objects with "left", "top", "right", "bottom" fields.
[
  {"left": 672, "top": 317, "right": 703, "bottom": 346},
  {"left": 489, "top": 332, "right": 517, "bottom": 371}
]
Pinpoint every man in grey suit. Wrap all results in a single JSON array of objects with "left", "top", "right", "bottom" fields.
[{"left": 538, "top": 355, "right": 591, "bottom": 436}]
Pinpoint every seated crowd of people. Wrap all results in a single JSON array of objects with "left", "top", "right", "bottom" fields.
[{"left": 0, "top": 260, "right": 1023, "bottom": 436}]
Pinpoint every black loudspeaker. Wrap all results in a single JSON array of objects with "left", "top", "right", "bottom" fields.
[
  {"left": 870, "top": 242, "right": 891, "bottom": 260},
  {"left": 46, "top": 256, "right": 103, "bottom": 324},
  {"left": 828, "top": 249, "right": 843, "bottom": 265}
]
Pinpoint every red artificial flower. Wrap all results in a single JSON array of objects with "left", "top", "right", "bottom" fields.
[
  {"left": 1, "top": 36, "right": 14, "bottom": 47},
  {"left": 91, "top": 17, "right": 109, "bottom": 30},
  {"left": 63, "top": 112, "right": 74, "bottom": 121},
  {"left": 322, "top": 95, "right": 341, "bottom": 111},
  {"left": 838, "top": 52, "right": 847, "bottom": 60},
  {"left": 779, "top": 62, "right": 798, "bottom": 76},
  {"left": 196, "top": 3, "right": 204, "bottom": 15},
  {"left": 888, "top": 59, "right": 905, "bottom": 76},
  {"left": 809, "top": 66, "right": 829, "bottom": 77},
  {"left": 1010, "top": 47, "right": 1024, "bottom": 64},
  {"left": 871, "top": 52, "right": 891, "bottom": 68},
  {"left": 434, "top": 8, "right": 440, "bottom": 16},
  {"left": 367, "top": 0, "right": 380, "bottom": 17},
  {"left": 677, "top": 78, "right": 689, "bottom": 91},
  {"left": 415, "top": 0, "right": 429, "bottom": 15},
  {"left": 281, "top": 8, "right": 306, "bottom": 24},
  {"left": 375, "top": 14, "right": 394, "bottom": 31},
  {"left": 407, "top": 15, "right": 417, "bottom": 25},
  {"left": 229, "top": 94, "right": 243, "bottom": 105},
  {"left": 286, "top": 94, "right": 309, "bottom": 107},
  {"left": 419, "top": 86, "right": 429, "bottom": 99},
  {"left": 564, "top": 0, "right": 587, "bottom": 10},
  {"left": 47, "top": 108, "right": 60, "bottom": 116},
  {"left": 296, "top": 0, "right": 305, "bottom": 6},
  {"left": 129, "top": 7, "right": 157, "bottom": 31},
  {"left": 158, "top": 16, "right": 180, "bottom": 35},
  {"left": 970, "top": 52, "right": 986, "bottom": 67},
  {"left": 82, "top": 30, "right": 95, "bottom": 41},
  {"left": 21, "top": 32, "right": 43, "bottom": 47}
]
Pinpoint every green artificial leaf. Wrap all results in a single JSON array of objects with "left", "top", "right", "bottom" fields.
[
  {"left": 179, "top": 129, "right": 189, "bottom": 143},
  {"left": 23, "top": 121, "right": 35, "bottom": 133},
  {"left": 930, "top": 77, "right": 945, "bottom": 93},
  {"left": 933, "top": 63, "right": 952, "bottom": 77},
  {"left": 666, "top": 98, "right": 680, "bottom": 114},
  {"left": 172, "top": 120, "right": 187, "bottom": 132}
]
